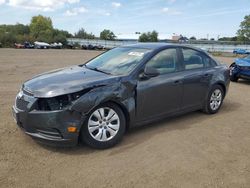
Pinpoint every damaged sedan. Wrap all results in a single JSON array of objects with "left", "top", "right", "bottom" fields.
[{"left": 12, "top": 43, "right": 230, "bottom": 149}]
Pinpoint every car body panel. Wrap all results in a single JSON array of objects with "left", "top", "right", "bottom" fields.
[
  {"left": 23, "top": 66, "right": 119, "bottom": 98},
  {"left": 136, "top": 72, "right": 183, "bottom": 121}
]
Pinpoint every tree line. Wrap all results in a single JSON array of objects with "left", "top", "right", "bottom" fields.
[
  {"left": 0, "top": 15, "right": 117, "bottom": 47},
  {"left": 0, "top": 14, "right": 250, "bottom": 47}
]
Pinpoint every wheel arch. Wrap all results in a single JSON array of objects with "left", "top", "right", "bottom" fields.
[
  {"left": 211, "top": 82, "right": 226, "bottom": 98},
  {"left": 103, "top": 100, "right": 131, "bottom": 131}
]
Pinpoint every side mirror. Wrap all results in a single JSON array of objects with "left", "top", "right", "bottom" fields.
[
  {"left": 139, "top": 66, "right": 160, "bottom": 79},
  {"left": 144, "top": 66, "right": 160, "bottom": 77}
]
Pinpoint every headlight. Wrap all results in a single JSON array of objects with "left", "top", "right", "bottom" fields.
[{"left": 36, "top": 89, "right": 91, "bottom": 111}]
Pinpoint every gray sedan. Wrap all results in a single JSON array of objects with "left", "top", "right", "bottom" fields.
[{"left": 12, "top": 43, "right": 230, "bottom": 149}]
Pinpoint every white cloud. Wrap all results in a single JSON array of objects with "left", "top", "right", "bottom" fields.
[
  {"left": 104, "top": 12, "right": 111, "bottom": 16},
  {"left": 0, "top": 0, "right": 5, "bottom": 5},
  {"left": 162, "top": 7, "right": 182, "bottom": 15},
  {"left": 111, "top": 2, "right": 121, "bottom": 8},
  {"left": 65, "top": 6, "right": 88, "bottom": 16},
  {"left": 7, "top": 0, "right": 80, "bottom": 11}
]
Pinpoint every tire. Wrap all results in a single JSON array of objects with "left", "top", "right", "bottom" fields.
[
  {"left": 203, "top": 85, "right": 224, "bottom": 114},
  {"left": 229, "top": 63, "right": 239, "bottom": 82},
  {"left": 80, "top": 102, "right": 126, "bottom": 149}
]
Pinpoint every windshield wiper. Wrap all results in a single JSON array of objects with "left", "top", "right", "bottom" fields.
[{"left": 84, "top": 64, "right": 111, "bottom": 75}]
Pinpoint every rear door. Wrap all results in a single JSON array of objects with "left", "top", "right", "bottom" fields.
[{"left": 180, "top": 48, "right": 215, "bottom": 109}]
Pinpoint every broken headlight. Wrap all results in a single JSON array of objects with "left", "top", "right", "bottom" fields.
[{"left": 36, "top": 89, "right": 90, "bottom": 111}]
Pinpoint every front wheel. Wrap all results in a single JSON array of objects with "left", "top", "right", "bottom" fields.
[
  {"left": 203, "top": 85, "right": 224, "bottom": 114},
  {"left": 80, "top": 103, "right": 126, "bottom": 149}
]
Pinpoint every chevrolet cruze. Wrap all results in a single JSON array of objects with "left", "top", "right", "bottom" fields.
[{"left": 12, "top": 43, "right": 230, "bottom": 149}]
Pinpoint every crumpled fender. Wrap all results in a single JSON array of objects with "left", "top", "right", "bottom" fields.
[{"left": 70, "top": 81, "right": 136, "bottom": 123}]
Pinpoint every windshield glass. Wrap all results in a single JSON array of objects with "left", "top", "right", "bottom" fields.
[
  {"left": 245, "top": 55, "right": 250, "bottom": 59},
  {"left": 85, "top": 47, "right": 152, "bottom": 75}
]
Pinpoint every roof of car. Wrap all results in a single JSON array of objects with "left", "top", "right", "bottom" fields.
[
  {"left": 122, "top": 42, "right": 197, "bottom": 50},
  {"left": 123, "top": 42, "right": 204, "bottom": 51}
]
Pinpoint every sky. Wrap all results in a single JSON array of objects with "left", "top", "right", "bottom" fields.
[{"left": 0, "top": 0, "right": 250, "bottom": 39}]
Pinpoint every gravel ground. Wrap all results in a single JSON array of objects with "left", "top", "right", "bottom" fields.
[{"left": 0, "top": 49, "right": 250, "bottom": 188}]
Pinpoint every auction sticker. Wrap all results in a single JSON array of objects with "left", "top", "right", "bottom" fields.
[{"left": 128, "top": 52, "right": 144, "bottom": 57}]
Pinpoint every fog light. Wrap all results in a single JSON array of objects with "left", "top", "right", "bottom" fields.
[{"left": 67, "top": 127, "right": 77, "bottom": 133}]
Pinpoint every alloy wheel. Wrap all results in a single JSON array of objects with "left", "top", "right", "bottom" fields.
[
  {"left": 210, "top": 89, "right": 222, "bottom": 111},
  {"left": 88, "top": 107, "right": 120, "bottom": 142}
]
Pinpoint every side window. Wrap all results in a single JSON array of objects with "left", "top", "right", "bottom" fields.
[
  {"left": 146, "top": 48, "right": 178, "bottom": 74},
  {"left": 203, "top": 56, "right": 217, "bottom": 68},
  {"left": 182, "top": 48, "right": 215, "bottom": 70}
]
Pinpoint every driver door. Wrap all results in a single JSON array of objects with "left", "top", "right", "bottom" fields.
[{"left": 136, "top": 48, "right": 183, "bottom": 122}]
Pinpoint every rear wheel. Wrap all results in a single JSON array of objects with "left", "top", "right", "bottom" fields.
[
  {"left": 203, "top": 85, "right": 224, "bottom": 114},
  {"left": 229, "top": 63, "right": 239, "bottom": 82},
  {"left": 81, "top": 103, "right": 126, "bottom": 149}
]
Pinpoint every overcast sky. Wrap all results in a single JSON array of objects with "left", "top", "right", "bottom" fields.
[{"left": 0, "top": 0, "right": 250, "bottom": 39}]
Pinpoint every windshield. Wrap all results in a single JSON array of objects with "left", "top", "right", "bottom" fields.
[
  {"left": 85, "top": 47, "right": 152, "bottom": 75},
  {"left": 245, "top": 55, "right": 250, "bottom": 60}
]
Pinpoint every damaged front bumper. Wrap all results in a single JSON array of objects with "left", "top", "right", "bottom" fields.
[{"left": 12, "top": 93, "right": 86, "bottom": 147}]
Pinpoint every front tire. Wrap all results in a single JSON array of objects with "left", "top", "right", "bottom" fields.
[
  {"left": 203, "top": 85, "right": 224, "bottom": 114},
  {"left": 229, "top": 63, "right": 239, "bottom": 82},
  {"left": 80, "top": 103, "right": 126, "bottom": 149}
]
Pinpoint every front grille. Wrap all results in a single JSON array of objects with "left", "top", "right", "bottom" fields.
[{"left": 15, "top": 97, "right": 29, "bottom": 110}]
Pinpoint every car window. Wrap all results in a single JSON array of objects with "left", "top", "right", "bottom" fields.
[
  {"left": 146, "top": 48, "right": 178, "bottom": 74},
  {"left": 182, "top": 48, "right": 214, "bottom": 70},
  {"left": 85, "top": 47, "right": 152, "bottom": 75}
]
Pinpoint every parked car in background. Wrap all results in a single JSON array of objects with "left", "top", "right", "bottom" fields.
[
  {"left": 233, "top": 49, "right": 250, "bottom": 55},
  {"left": 15, "top": 42, "right": 34, "bottom": 49},
  {"left": 24, "top": 41, "right": 34, "bottom": 49},
  {"left": 95, "top": 45, "right": 105, "bottom": 50},
  {"left": 81, "top": 44, "right": 96, "bottom": 50},
  {"left": 14, "top": 43, "right": 25, "bottom": 48},
  {"left": 229, "top": 55, "right": 250, "bottom": 81},
  {"left": 81, "top": 44, "right": 104, "bottom": 50},
  {"left": 34, "top": 41, "right": 50, "bottom": 49},
  {"left": 12, "top": 43, "right": 230, "bottom": 149},
  {"left": 50, "top": 42, "right": 63, "bottom": 49},
  {"left": 0, "top": 42, "right": 2, "bottom": 48}
]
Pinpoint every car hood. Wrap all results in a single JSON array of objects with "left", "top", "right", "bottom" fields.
[
  {"left": 23, "top": 65, "right": 120, "bottom": 98},
  {"left": 235, "top": 58, "right": 250, "bottom": 67}
]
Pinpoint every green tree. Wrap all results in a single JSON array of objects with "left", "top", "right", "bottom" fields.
[
  {"left": 237, "top": 15, "right": 250, "bottom": 41},
  {"left": 74, "top": 28, "right": 95, "bottom": 39},
  {"left": 190, "top": 36, "right": 196, "bottom": 40},
  {"left": 30, "top": 15, "right": 53, "bottom": 42},
  {"left": 100, "top": 29, "right": 116, "bottom": 40},
  {"left": 218, "top": 37, "right": 238, "bottom": 41},
  {"left": 138, "top": 30, "right": 158, "bottom": 42}
]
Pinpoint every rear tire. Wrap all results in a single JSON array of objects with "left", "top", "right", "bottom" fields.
[
  {"left": 80, "top": 102, "right": 126, "bottom": 149},
  {"left": 203, "top": 85, "right": 224, "bottom": 114}
]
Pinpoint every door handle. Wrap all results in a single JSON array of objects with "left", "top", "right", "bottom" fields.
[
  {"left": 173, "top": 80, "right": 182, "bottom": 85},
  {"left": 203, "top": 74, "right": 210, "bottom": 78}
]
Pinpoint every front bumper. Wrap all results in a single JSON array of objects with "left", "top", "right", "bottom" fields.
[
  {"left": 238, "top": 70, "right": 250, "bottom": 80},
  {"left": 12, "top": 105, "right": 86, "bottom": 147},
  {"left": 230, "top": 66, "right": 250, "bottom": 80}
]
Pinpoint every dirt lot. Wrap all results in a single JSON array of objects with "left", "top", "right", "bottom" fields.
[{"left": 0, "top": 49, "right": 250, "bottom": 188}]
